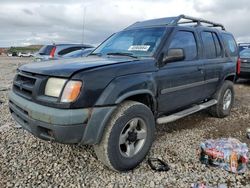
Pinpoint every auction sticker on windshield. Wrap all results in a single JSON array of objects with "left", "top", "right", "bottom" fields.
[{"left": 128, "top": 45, "right": 150, "bottom": 51}]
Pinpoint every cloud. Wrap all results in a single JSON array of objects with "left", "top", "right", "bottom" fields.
[
  {"left": 0, "top": 0, "right": 249, "bottom": 47},
  {"left": 192, "top": 0, "right": 250, "bottom": 42}
]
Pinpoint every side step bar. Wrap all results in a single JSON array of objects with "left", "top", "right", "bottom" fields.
[{"left": 156, "top": 99, "right": 217, "bottom": 124}]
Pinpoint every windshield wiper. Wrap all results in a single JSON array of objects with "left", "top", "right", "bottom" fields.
[{"left": 107, "top": 52, "right": 138, "bottom": 58}]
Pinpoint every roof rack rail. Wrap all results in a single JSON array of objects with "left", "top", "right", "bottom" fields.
[
  {"left": 172, "top": 15, "right": 226, "bottom": 30},
  {"left": 125, "top": 15, "right": 226, "bottom": 30}
]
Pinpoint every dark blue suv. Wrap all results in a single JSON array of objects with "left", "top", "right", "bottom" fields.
[{"left": 9, "top": 15, "right": 238, "bottom": 172}]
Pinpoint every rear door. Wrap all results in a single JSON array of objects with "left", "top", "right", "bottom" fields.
[
  {"left": 156, "top": 28, "right": 205, "bottom": 114},
  {"left": 200, "top": 30, "right": 226, "bottom": 98}
]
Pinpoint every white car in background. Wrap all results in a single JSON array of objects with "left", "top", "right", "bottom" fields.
[{"left": 18, "top": 52, "right": 33, "bottom": 57}]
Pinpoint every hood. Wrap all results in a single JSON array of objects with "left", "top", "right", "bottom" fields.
[{"left": 19, "top": 56, "right": 137, "bottom": 77}]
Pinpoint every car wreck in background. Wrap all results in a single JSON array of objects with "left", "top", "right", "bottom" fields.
[{"left": 34, "top": 43, "right": 93, "bottom": 61}]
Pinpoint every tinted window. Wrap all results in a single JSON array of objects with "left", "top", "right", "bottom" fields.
[
  {"left": 169, "top": 31, "right": 197, "bottom": 60},
  {"left": 38, "top": 45, "right": 54, "bottom": 55},
  {"left": 201, "top": 32, "right": 216, "bottom": 59},
  {"left": 63, "top": 50, "right": 83, "bottom": 58},
  {"left": 222, "top": 33, "right": 238, "bottom": 57},
  {"left": 212, "top": 33, "right": 222, "bottom": 57},
  {"left": 58, "top": 47, "right": 82, "bottom": 55}
]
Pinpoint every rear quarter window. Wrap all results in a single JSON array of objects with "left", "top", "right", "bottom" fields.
[{"left": 222, "top": 33, "right": 238, "bottom": 57}]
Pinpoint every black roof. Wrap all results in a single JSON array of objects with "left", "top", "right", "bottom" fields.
[{"left": 126, "top": 15, "right": 225, "bottom": 31}]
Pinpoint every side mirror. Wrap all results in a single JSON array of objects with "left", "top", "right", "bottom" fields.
[{"left": 162, "top": 48, "right": 185, "bottom": 64}]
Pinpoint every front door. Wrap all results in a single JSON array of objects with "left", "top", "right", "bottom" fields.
[{"left": 156, "top": 29, "right": 205, "bottom": 114}]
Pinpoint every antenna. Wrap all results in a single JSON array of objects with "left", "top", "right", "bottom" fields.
[{"left": 81, "top": 6, "right": 87, "bottom": 45}]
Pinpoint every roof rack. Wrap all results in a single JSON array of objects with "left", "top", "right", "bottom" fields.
[
  {"left": 172, "top": 15, "right": 225, "bottom": 30},
  {"left": 126, "top": 15, "right": 226, "bottom": 30}
]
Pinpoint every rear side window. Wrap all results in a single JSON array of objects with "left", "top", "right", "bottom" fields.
[
  {"left": 169, "top": 31, "right": 197, "bottom": 60},
  {"left": 58, "top": 47, "right": 83, "bottom": 55},
  {"left": 38, "top": 45, "right": 54, "bottom": 55},
  {"left": 222, "top": 33, "right": 238, "bottom": 57},
  {"left": 201, "top": 32, "right": 216, "bottom": 59}
]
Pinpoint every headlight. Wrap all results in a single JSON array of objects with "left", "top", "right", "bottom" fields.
[
  {"left": 45, "top": 78, "right": 82, "bottom": 103},
  {"left": 61, "top": 81, "right": 82, "bottom": 103},
  {"left": 45, "top": 78, "right": 66, "bottom": 97}
]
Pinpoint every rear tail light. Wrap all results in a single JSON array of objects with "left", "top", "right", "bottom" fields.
[
  {"left": 49, "top": 47, "right": 56, "bottom": 58},
  {"left": 237, "top": 58, "right": 241, "bottom": 75}
]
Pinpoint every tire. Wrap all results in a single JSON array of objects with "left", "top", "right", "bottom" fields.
[
  {"left": 94, "top": 101, "right": 155, "bottom": 172},
  {"left": 209, "top": 80, "right": 234, "bottom": 118}
]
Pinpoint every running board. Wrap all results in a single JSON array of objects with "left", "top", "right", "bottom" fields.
[{"left": 156, "top": 99, "right": 217, "bottom": 124}]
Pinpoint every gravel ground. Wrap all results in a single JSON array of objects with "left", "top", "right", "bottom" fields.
[{"left": 0, "top": 56, "right": 250, "bottom": 188}]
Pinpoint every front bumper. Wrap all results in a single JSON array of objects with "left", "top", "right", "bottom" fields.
[{"left": 9, "top": 91, "right": 116, "bottom": 144}]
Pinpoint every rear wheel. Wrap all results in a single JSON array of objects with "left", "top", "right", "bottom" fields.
[
  {"left": 94, "top": 101, "right": 155, "bottom": 172},
  {"left": 209, "top": 80, "right": 234, "bottom": 118}
]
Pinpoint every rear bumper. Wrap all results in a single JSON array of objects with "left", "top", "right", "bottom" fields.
[
  {"left": 9, "top": 91, "right": 116, "bottom": 144},
  {"left": 239, "top": 63, "right": 250, "bottom": 78}
]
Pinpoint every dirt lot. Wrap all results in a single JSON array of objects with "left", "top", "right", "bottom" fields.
[{"left": 0, "top": 56, "right": 250, "bottom": 187}]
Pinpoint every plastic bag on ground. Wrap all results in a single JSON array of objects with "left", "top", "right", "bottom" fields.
[{"left": 199, "top": 138, "right": 249, "bottom": 173}]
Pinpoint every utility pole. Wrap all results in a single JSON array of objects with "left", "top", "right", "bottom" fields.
[{"left": 82, "top": 6, "right": 86, "bottom": 45}]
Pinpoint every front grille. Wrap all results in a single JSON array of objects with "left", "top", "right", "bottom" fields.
[
  {"left": 12, "top": 71, "right": 68, "bottom": 108},
  {"left": 13, "top": 72, "right": 37, "bottom": 100}
]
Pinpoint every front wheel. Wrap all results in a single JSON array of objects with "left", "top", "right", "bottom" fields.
[
  {"left": 209, "top": 80, "right": 234, "bottom": 118},
  {"left": 94, "top": 101, "right": 155, "bottom": 172}
]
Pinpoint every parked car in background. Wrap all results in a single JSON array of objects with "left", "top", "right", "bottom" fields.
[
  {"left": 238, "top": 48, "right": 250, "bottom": 78},
  {"left": 18, "top": 52, "right": 33, "bottom": 57},
  {"left": 238, "top": 43, "right": 250, "bottom": 53},
  {"left": 34, "top": 44, "right": 93, "bottom": 61},
  {"left": 11, "top": 52, "right": 18, "bottom": 57},
  {"left": 61, "top": 48, "right": 95, "bottom": 59}
]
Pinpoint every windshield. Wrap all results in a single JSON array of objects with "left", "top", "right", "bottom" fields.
[
  {"left": 240, "top": 49, "right": 250, "bottom": 58},
  {"left": 92, "top": 27, "right": 166, "bottom": 57}
]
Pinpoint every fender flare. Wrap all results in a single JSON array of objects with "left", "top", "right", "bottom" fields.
[
  {"left": 115, "top": 89, "right": 157, "bottom": 111},
  {"left": 223, "top": 73, "right": 236, "bottom": 82}
]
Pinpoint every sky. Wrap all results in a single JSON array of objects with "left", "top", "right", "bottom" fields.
[{"left": 0, "top": 0, "right": 250, "bottom": 47}]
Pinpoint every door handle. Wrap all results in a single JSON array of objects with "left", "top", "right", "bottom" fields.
[{"left": 197, "top": 66, "right": 204, "bottom": 74}]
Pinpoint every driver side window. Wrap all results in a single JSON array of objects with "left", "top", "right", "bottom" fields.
[{"left": 169, "top": 31, "right": 198, "bottom": 61}]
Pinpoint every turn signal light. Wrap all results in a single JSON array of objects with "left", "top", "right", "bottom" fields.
[{"left": 61, "top": 81, "right": 82, "bottom": 103}]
